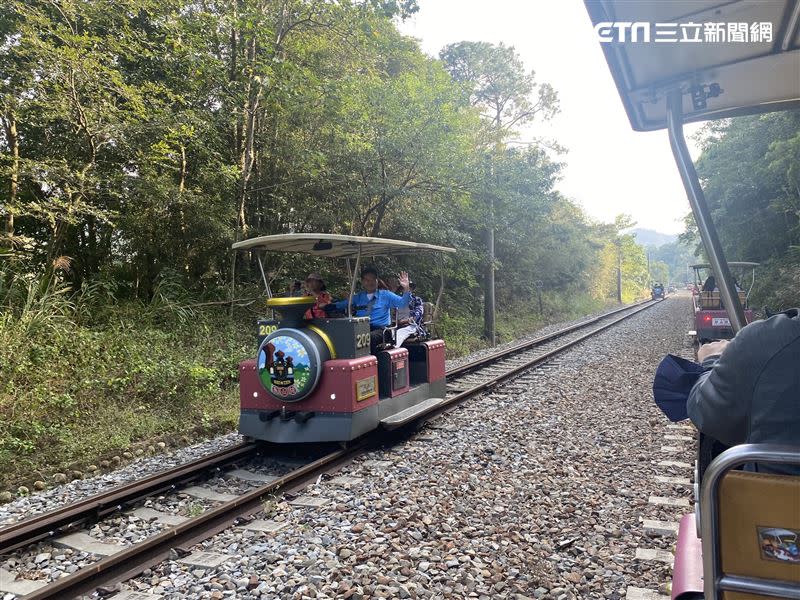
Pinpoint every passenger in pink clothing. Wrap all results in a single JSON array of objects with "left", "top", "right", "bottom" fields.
[{"left": 304, "top": 273, "right": 332, "bottom": 319}]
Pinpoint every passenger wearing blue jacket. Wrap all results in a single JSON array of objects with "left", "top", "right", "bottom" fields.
[
  {"left": 688, "top": 308, "right": 800, "bottom": 475},
  {"left": 329, "top": 267, "right": 410, "bottom": 352}
]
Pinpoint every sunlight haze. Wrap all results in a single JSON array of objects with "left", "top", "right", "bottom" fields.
[{"left": 398, "top": 0, "right": 704, "bottom": 236}]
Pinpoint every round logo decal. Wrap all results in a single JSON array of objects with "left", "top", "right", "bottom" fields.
[{"left": 257, "top": 332, "right": 318, "bottom": 402}]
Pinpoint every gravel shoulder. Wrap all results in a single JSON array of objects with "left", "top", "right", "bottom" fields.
[
  {"left": 118, "top": 296, "right": 695, "bottom": 600},
  {"left": 0, "top": 434, "right": 243, "bottom": 526}
]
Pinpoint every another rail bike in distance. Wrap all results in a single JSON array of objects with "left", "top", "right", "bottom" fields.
[
  {"left": 585, "top": 0, "right": 800, "bottom": 599},
  {"left": 689, "top": 263, "right": 758, "bottom": 344},
  {"left": 232, "top": 233, "right": 454, "bottom": 444}
]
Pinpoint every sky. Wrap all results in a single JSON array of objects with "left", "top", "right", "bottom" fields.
[{"left": 397, "top": 0, "right": 704, "bottom": 235}]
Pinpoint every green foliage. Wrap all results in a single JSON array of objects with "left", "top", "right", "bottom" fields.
[
  {"left": 440, "top": 41, "right": 559, "bottom": 133},
  {"left": 650, "top": 261, "right": 670, "bottom": 286},
  {"left": 438, "top": 291, "right": 610, "bottom": 358},
  {"left": 648, "top": 239, "right": 695, "bottom": 285},
  {"left": 0, "top": 0, "right": 656, "bottom": 481},
  {"left": 0, "top": 269, "right": 247, "bottom": 481},
  {"left": 684, "top": 112, "right": 799, "bottom": 308}
]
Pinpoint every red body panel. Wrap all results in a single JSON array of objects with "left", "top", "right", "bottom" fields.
[
  {"left": 424, "top": 340, "right": 447, "bottom": 382},
  {"left": 378, "top": 348, "right": 410, "bottom": 398},
  {"left": 671, "top": 513, "right": 704, "bottom": 599},
  {"left": 694, "top": 308, "right": 755, "bottom": 329},
  {"left": 239, "top": 355, "right": 379, "bottom": 413}
]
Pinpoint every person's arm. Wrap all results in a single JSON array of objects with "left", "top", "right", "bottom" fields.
[
  {"left": 686, "top": 326, "right": 763, "bottom": 446},
  {"left": 386, "top": 289, "right": 411, "bottom": 308}
]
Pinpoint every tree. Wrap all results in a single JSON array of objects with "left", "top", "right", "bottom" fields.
[
  {"left": 681, "top": 111, "right": 799, "bottom": 307},
  {"left": 440, "top": 41, "right": 558, "bottom": 344}
]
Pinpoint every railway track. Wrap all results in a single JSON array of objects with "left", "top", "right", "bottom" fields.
[{"left": 0, "top": 298, "right": 661, "bottom": 599}]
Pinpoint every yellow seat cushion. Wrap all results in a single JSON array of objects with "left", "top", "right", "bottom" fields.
[{"left": 719, "top": 471, "right": 800, "bottom": 600}]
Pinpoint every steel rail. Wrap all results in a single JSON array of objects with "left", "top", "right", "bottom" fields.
[
  {"left": 0, "top": 441, "right": 261, "bottom": 555},
  {"left": 19, "top": 296, "right": 661, "bottom": 600},
  {"left": 447, "top": 298, "right": 655, "bottom": 379},
  {"left": 4, "top": 300, "right": 654, "bottom": 556},
  {"left": 20, "top": 444, "right": 366, "bottom": 600},
  {"left": 408, "top": 299, "right": 661, "bottom": 427}
]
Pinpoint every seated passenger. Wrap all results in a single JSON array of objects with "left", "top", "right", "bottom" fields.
[
  {"left": 288, "top": 280, "right": 304, "bottom": 297},
  {"left": 687, "top": 308, "right": 800, "bottom": 475},
  {"left": 395, "top": 281, "right": 427, "bottom": 347},
  {"left": 702, "top": 275, "right": 716, "bottom": 292},
  {"left": 328, "top": 267, "right": 411, "bottom": 353},
  {"left": 303, "top": 273, "right": 332, "bottom": 319}
]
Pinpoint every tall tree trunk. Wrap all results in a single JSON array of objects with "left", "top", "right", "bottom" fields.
[
  {"left": 178, "top": 143, "right": 189, "bottom": 273},
  {"left": 2, "top": 109, "right": 19, "bottom": 239},
  {"left": 482, "top": 109, "right": 503, "bottom": 345},
  {"left": 236, "top": 35, "right": 262, "bottom": 237},
  {"left": 370, "top": 200, "right": 388, "bottom": 237},
  {"left": 228, "top": 2, "right": 241, "bottom": 316}
]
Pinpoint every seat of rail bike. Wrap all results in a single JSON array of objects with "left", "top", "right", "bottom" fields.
[
  {"left": 383, "top": 302, "right": 436, "bottom": 348},
  {"left": 716, "top": 470, "right": 800, "bottom": 599},
  {"left": 698, "top": 291, "right": 747, "bottom": 310},
  {"left": 672, "top": 445, "right": 800, "bottom": 600}
]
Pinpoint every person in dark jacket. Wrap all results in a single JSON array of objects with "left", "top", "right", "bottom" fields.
[{"left": 687, "top": 308, "right": 800, "bottom": 474}]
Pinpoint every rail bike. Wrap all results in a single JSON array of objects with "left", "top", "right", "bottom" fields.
[
  {"left": 689, "top": 262, "right": 758, "bottom": 344},
  {"left": 232, "top": 233, "right": 454, "bottom": 444},
  {"left": 585, "top": 1, "right": 800, "bottom": 598}
]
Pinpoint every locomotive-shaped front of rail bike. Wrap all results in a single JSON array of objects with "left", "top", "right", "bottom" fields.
[
  {"left": 238, "top": 296, "right": 447, "bottom": 443},
  {"left": 651, "top": 283, "right": 665, "bottom": 300}
]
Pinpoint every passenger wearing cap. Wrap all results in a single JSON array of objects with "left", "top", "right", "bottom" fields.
[
  {"left": 327, "top": 267, "right": 411, "bottom": 352},
  {"left": 304, "top": 273, "right": 332, "bottom": 319}
]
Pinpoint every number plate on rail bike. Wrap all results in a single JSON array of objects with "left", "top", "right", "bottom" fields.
[{"left": 712, "top": 317, "right": 730, "bottom": 326}]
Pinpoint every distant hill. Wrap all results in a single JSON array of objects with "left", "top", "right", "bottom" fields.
[{"left": 629, "top": 228, "right": 678, "bottom": 248}]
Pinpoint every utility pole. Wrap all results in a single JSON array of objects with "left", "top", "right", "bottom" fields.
[
  {"left": 616, "top": 238, "right": 623, "bottom": 304},
  {"left": 534, "top": 280, "right": 544, "bottom": 315},
  {"left": 483, "top": 150, "right": 496, "bottom": 346},
  {"left": 484, "top": 193, "right": 496, "bottom": 346}
]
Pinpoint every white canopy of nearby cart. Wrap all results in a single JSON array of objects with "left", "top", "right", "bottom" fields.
[
  {"left": 690, "top": 262, "right": 760, "bottom": 269},
  {"left": 232, "top": 233, "right": 456, "bottom": 258},
  {"left": 233, "top": 233, "right": 455, "bottom": 316},
  {"left": 584, "top": 0, "right": 800, "bottom": 131}
]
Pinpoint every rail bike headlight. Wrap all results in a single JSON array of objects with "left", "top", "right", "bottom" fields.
[{"left": 256, "top": 328, "right": 331, "bottom": 402}]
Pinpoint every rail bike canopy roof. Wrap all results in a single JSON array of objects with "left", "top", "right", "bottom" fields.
[
  {"left": 232, "top": 233, "right": 456, "bottom": 259},
  {"left": 584, "top": 0, "right": 800, "bottom": 131},
  {"left": 690, "top": 262, "right": 759, "bottom": 269}
]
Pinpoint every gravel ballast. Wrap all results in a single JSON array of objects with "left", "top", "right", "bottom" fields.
[
  {"left": 114, "top": 296, "right": 696, "bottom": 600},
  {"left": 0, "top": 300, "right": 645, "bottom": 523},
  {"left": 1, "top": 297, "right": 695, "bottom": 600},
  {"left": 0, "top": 435, "right": 245, "bottom": 527}
]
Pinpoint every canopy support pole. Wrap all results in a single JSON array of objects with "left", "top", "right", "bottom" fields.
[
  {"left": 256, "top": 252, "right": 272, "bottom": 298},
  {"left": 434, "top": 258, "right": 446, "bottom": 322},
  {"left": 666, "top": 91, "right": 746, "bottom": 333},
  {"left": 348, "top": 246, "right": 362, "bottom": 318}
]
